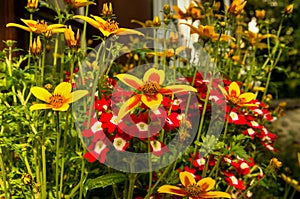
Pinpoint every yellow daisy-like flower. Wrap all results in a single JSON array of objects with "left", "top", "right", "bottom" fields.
[
  {"left": 115, "top": 68, "right": 197, "bottom": 121},
  {"left": 30, "top": 82, "right": 88, "bottom": 111},
  {"left": 158, "top": 171, "right": 231, "bottom": 199},
  {"left": 227, "top": 0, "right": 247, "bottom": 16},
  {"left": 182, "top": 23, "right": 234, "bottom": 42},
  {"left": 6, "top": 19, "right": 65, "bottom": 37},
  {"left": 73, "top": 15, "right": 143, "bottom": 37},
  {"left": 218, "top": 82, "right": 257, "bottom": 107}
]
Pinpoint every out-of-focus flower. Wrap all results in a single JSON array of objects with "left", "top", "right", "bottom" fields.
[
  {"left": 73, "top": 15, "right": 144, "bottom": 37},
  {"left": 248, "top": 18, "right": 259, "bottom": 34},
  {"left": 158, "top": 171, "right": 231, "bottom": 198},
  {"left": 64, "top": 0, "right": 96, "bottom": 8},
  {"left": 255, "top": 10, "right": 266, "bottom": 19},
  {"left": 227, "top": 0, "right": 247, "bottom": 16},
  {"left": 115, "top": 68, "right": 197, "bottom": 121},
  {"left": 285, "top": 4, "right": 294, "bottom": 14},
  {"left": 243, "top": 30, "right": 276, "bottom": 49},
  {"left": 173, "top": 2, "right": 205, "bottom": 21},
  {"left": 147, "top": 46, "right": 186, "bottom": 60},
  {"left": 26, "top": 0, "right": 38, "bottom": 9},
  {"left": 21, "top": 173, "right": 32, "bottom": 185},
  {"left": 219, "top": 82, "right": 257, "bottom": 107},
  {"left": 152, "top": 16, "right": 161, "bottom": 27},
  {"left": 30, "top": 82, "right": 88, "bottom": 111},
  {"left": 64, "top": 26, "right": 80, "bottom": 49},
  {"left": 6, "top": 19, "right": 65, "bottom": 37},
  {"left": 101, "top": 2, "right": 113, "bottom": 18},
  {"left": 30, "top": 36, "right": 42, "bottom": 56},
  {"left": 269, "top": 158, "right": 282, "bottom": 169},
  {"left": 182, "top": 23, "right": 234, "bottom": 42}
]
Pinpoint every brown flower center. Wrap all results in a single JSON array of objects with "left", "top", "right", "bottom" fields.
[
  {"left": 35, "top": 20, "right": 48, "bottom": 34},
  {"left": 141, "top": 81, "right": 161, "bottom": 95},
  {"left": 49, "top": 94, "right": 64, "bottom": 108},
  {"left": 103, "top": 20, "right": 119, "bottom": 32},
  {"left": 186, "top": 184, "right": 202, "bottom": 197}
]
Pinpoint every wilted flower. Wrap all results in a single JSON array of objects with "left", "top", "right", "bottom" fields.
[{"left": 64, "top": 26, "right": 80, "bottom": 49}]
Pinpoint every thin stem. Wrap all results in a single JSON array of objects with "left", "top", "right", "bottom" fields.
[
  {"left": 55, "top": 111, "right": 61, "bottom": 199},
  {"left": 0, "top": 146, "right": 9, "bottom": 199}
]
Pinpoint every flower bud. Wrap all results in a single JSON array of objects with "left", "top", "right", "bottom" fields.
[
  {"left": 285, "top": 4, "right": 294, "bottom": 14},
  {"left": 163, "top": 4, "right": 171, "bottom": 15},
  {"left": 153, "top": 16, "right": 161, "bottom": 27}
]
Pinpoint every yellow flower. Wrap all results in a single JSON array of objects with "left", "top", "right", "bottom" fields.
[
  {"left": 255, "top": 10, "right": 266, "bottom": 19},
  {"left": 158, "top": 171, "right": 231, "bottom": 199},
  {"left": 218, "top": 82, "right": 257, "bottom": 107},
  {"left": 269, "top": 158, "right": 282, "bottom": 169},
  {"left": 115, "top": 68, "right": 197, "bottom": 121},
  {"left": 182, "top": 23, "right": 234, "bottom": 42},
  {"left": 64, "top": 26, "right": 80, "bottom": 49},
  {"left": 73, "top": 15, "right": 143, "bottom": 37},
  {"left": 30, "top": 82, "right": 88, "bottom": 111},
  {"left": 227, "top": 0, "right": 247, "bottom": 16},
  {"left": 147, "top": 46, "right": 186, "bottom": 59},
  {"left": 30, "top": 36, "right": 42, "bottom": 56},
  {"left": 27, "top": 0, "right": 38, "bottom": 9},
  {"left": 21, "top": 173, "right": 32, "bottom": 185},
  {"left": 6, "top": 19, "right": 65, "bottom": 37},
  {"left": 243, "top": 30, "right": 276, "bottom": 49},
  {"left": 152, "top": 16, "right": 161, "bottom": 27},
  {"left": 173, "top": 2, "right": 205, "bottom": 21},
  {"left": 102, "top": 2, "right": 113, "bottom": 16},
  {"left": 285, "top": 4, "right": 294, "bottom": 14},
  {"left": 65, "top": 0, "right": 96, "bottom": 8}
]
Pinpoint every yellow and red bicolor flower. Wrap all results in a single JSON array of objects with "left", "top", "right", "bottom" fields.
[
  {"left": 6, "top": 19, "right": 65, "bottom": 37},
  {"left": 73, "top": 15, "right": 143, "bottom": 37},
  {"left": 227, "top": 0, "right": 247, "bottom": 16},
  {"left": 30, "top": 82, "right": 88, "bottom": 111},
  {"left": 115, "top": 68, "right": 197, "bottom": 121},
  {"left": 219, "top": 82, "right": 257, "bottom": 107},
  {"left": 158, "top": 171, "right": 231, "bottom": 198}
]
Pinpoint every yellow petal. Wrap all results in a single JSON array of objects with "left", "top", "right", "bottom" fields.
[
  {"left": 179, "top": 171, "right": 196, "bottom": 187},
  {"left": 175, "top": 46, "right": 186, "bottom": 55},
  {"left": 197, "top": 177, "right": 215, "bottom": 192},
  {"left": 116, "top": 95, "right": 141, "bottom": 122},
  {"left": 20, "top": 19, "right": 37, "bottom": 27},
  {"left": 199, "top": 191, "right": 231, "bottom": 198},
  {"left": 90, "top": 15, "right": 107, "bottom": 24},
  {"left": 30, "top": 104, "right": 52, "bottom": 111},
  {"left": 66, "top": 90, "right": 88, "bottom": 103},
  {"left": 157, "top": 185, "right": 187, "bottom": 196},
  {"left": 143, "top": 68, "right": 165, "bottom": 85},
  {"left": 115, "top": 74, "right": 143, "bottom": 90},
  {"left": 51, "top": 28, "right": 66, "bottom": 34},
  {"left": 73, "top": 15, "right": 100, "bottom": 29},
  {"left": 160, "top": 85, "right": 197, "bottom": 94},
  {"left": 229, "top": 82, "right": 240, "bottom": 97},
  {"left": 141, "top": 93, "right": 162, "bottom": 110},
  {"left": 239, "top": 92, "right": 255, "bottom": 103},
  {"left": 54, "top": 82, "right": 72, "bottom": 98},
  {"left": 47, "top": 24, "right": 66, "bottom": 30},
  {"left": 6, "top": 23, "right": 31, "bottom": 32},
  {"left": 30, "top": 87, "right": 52, "bottom": 103},
  {"left": 52, "top": 103, "right": 69, "bottom": 111},
  {"left": 116, "top": 28, "right": 144, "bottom": 36}
]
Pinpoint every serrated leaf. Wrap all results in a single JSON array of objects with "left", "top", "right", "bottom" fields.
[{"left": 83, "top": 173, "right": 126, "bottom": 196}]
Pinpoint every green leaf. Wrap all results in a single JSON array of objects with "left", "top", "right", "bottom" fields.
[{"left": 83, "top": 173, "right": 126, "bottom": 196}]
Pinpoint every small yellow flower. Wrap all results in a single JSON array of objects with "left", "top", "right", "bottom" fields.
[
  {"left": 30, "top": 82, "right": 88, "bottom": 111},
  {"left": 73, "top": 15, "right": 143, "bottom": 37},
  {"left": 115, "top": 68, "right": 197, "bottom": 121},
  {"left": 173, "top": 2, "right": 205, "bottom": 21},
  {"left": 270, "top": 158, "right": 282, "bottom": 169},
  {"left": 285, "top": 4, "right": 294, "bottom": 14},
  {"left": 102, "top": 2, "right": 113, "bottom": 16},
  {"left": 6, "top": 19, "right": 65, "bottom": 37},
  {"left": 255, "top": 10, "right": 266, "bottom": 19},
  {"left": 21, "top": 173, "right": 32, "bottom": 185},
  {"left": 64, "top": 26, "right": 80, "bottom": 49},
  {"left": 182, "top": 23, "right": 234, "bottom": 42},
  {"left": 152, "top": 16, "right": 161, "bottom": 27},
  {"left": 158, "top": 171, "right": 231, "bottom": 198},
  {"left": 27, "top": 0, "right": 38, "bottom": 9},
  {"left": 227, "top": 0, "right": 247, "bottom": 16},
  {"left": 64, "top": 0, "right": 96, "bottom": 8},
  {"left": 30, "top": 36, "right": 42, "bottom": 56},
  {"left": 219, "top": 82, "right": 257, "bottom": 107}
]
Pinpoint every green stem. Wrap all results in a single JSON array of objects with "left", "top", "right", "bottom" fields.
[
  {"left": 41, "top": 38, "right": 47, "bottom": 86},
  {"left": 127, "top": 173, "right": 137, "bottom": 199},
  {"left": 55, "top": 111, "right": 61, "bottom": 199},
  {"left": 27, "top": 13, "right": 33, "bottom": 67},
  {"left": 79, "top": 149, "right": 86, "bottom": 199},
  {"left": 0, "top": 146, "right": 9, "bottom": 199},
  {"left": 81, "top": 5, "right": 90, "bottom": 54},
  {"left": 41, "top": 143, "right": 47, "bottom": 198}
]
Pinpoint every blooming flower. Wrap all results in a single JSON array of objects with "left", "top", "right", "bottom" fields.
[
  {"left": 73, "top": 15, "right": 143, "bottom": 37},
  {"left": 219, "top": 82, "right": 257, "bottom": 107},
  {"left": 64, "top": 0, "right": 96, "bottom": 8},
  {"left": 30, "top": 82, "right": 88, "bottom": 111},
  {"left": 115, "top": 68, "right": 197, "bottom": 121},
  {"left": 227, "top": 0, "right": 247, "bottom": 16},
  {"left": 6, "top": 19, "right": 65, "bottom": 37},
  {"left": 158, "top": 171, "right": 231, "bottom": 198},
  {"left": 182, "top": 23, "right": 234, "bottom": 42}
]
